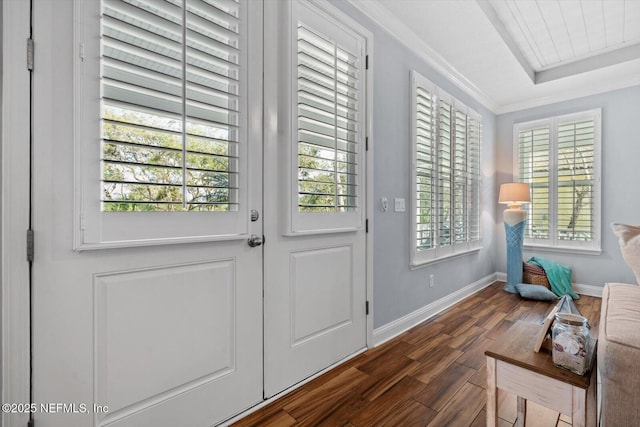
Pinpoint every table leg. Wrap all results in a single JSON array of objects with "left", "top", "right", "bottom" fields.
[
  {"left": 486, "top": 356, "right": 498, "bottom": 427},
  {"left": 572, "top": 366, "right": 597, "bottom": 427},
  {"left": 572, "top": 386, "right": 586, "bottom": 427},
  {"left": 587, "top": 367, "right": 597, "bottom": 427},
  {"left": 516, "top": 396, "right": 527, "bottom": 427}
]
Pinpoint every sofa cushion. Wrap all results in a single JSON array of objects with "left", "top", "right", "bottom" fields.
[
  {"left": 598, "top": 283, "right": 640, "bottom": 426},
  {"left": 600, "top": 283, "right": 640, "bottom": 350},
  {"left": 611, "top": 223, "right": 640, "bottom": 285}
]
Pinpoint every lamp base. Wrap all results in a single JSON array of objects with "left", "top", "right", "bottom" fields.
[{"left": 504, "top": 209, "right": 526, "bottom": 293}]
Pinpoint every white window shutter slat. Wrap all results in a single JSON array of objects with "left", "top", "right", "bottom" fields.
[
  {"left": 518, "top": 126, "right": 551, "bottom": 240},
  {"left": 296, "top": 24, "right": 360, "bottom": 213},
  {"left": 101, "top": 0, "right": 241, "bottom": 212},
  {"left": 468, "top": 116, "right": 481, "bottom": 244},
  {"left": 556, "top": 119, "right": 595, "bottom": 242},
  {"left": 415, "top": 84, "right": 437, "bottom": 251}
]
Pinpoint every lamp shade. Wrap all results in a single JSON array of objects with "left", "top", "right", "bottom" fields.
[{"left": 498, "top": 183, "right": 530, "bottom": 204}]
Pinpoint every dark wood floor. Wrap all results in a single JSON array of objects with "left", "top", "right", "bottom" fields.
[{"left": 233, "top": 282, "right": 601, "bottom": 427}]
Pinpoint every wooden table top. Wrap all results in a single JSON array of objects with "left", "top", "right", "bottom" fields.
[{"left": 485, "top": 320, "right": 596, "bottom": 389}]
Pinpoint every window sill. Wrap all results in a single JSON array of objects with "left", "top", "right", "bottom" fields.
[
  {"left": 523, "top": 244, "right": 602, "bottom": 256},
  {"left": 410, "top": 246, "right": 483, "bottom": 270}
]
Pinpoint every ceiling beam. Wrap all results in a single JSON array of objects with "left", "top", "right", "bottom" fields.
[{"left": 536, "top": 43, "right": 640, "bottom": 83}]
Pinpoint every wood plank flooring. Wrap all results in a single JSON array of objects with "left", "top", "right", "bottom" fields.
[{"left": 232, "top": 282, "right": 601, "bottom": 427}]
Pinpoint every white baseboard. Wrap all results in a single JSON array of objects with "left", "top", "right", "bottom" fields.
[
  {"left": 573, "top": 283, "right": 603, "bottom": 297},
  {"left": 496, "top": 271, "right": 603, "bottom": 298},
  {"left": 372, "top": 273, "right": 498, "bottom": 347}
]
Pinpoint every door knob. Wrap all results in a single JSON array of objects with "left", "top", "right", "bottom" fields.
[{"left": 248, "top": 234, "right": 263, "bottom": 247}]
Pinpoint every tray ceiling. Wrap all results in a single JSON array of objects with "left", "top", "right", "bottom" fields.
[{"left": 348, "top": 0, "right": 640, "bottom": 113}]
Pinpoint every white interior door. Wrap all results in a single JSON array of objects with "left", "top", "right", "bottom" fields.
[
  {"left": 263, "top": 0, "right": 370, "bottom": 397},
  {"left": 31, "top": 1, "right": 263, "bottom": 426}
]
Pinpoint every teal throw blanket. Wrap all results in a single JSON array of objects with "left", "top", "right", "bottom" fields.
[{"left": 527, "top": 256, "right": 579, "bottom": 300}]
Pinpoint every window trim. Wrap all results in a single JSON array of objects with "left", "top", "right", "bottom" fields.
[
  {"left": 513, "top": 108, "right": 602, "bottom": 252},
  {"left": 73, "top": 0, "right": 262, "bottom": 250},
  {"left": 410, "top": 71, "right": 482, "bottom": 268}
]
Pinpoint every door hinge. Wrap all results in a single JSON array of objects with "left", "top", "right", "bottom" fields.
[
  {"left": 27, "top": 38, "right": 34, "bottom": 71},
  {"left": 27, "top": 229, "right": 34, "bottom": 263},
  {"left": 366, "top": 300, "right": 370, "bottom": 315},
  {"left": 365, "top": 55, "right": 369, "bottom": 70},
  {"left": 365, "top": 136, "right": 369, "bottom": 151},
  {"left": 365, "top": 219, "right": 369, "bottom": 233}
]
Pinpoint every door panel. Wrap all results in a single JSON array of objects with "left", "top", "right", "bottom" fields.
[
  {"left": 95, "top": 261, "right": 236, "bottom": 414},
  {"left": 291, "top": 246, "right": 354, "bottom": 344},
  {"left": 31, "top": 1, "right": 263, "bottom": 426},
  {"left": 263, "top": 0, "right": 369, "bottom": 397},
  {"left": 264, "top": 235, "right": 366, "bottom": 396}
]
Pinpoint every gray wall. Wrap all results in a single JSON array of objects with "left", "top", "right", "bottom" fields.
[
  {"left": 495, "top": 85, "right": 640, "bottom": 287},
  {"left": 329, "top": 0, "right": 640, "bottom": 330},
  {"left": 330, "top": 1, "right": 498, "bottom": 328}
]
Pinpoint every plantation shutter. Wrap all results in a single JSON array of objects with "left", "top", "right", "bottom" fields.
[
  {"left": 556, "top": 118, "right": 595, "bottom": 242},
  {"left": 290, "top": 3, "right": 365, "bottom": 233},
  {"left": 410, "top": 71, "right": 482, "bottom": 265},
  {"left": 101, "top": 0, "right": 241, "bottom": 212},
  {"left": 467, "top": 113, "right": 481, "bottom": 244},
  {"left": 453, "top": 107, "right": 467, "bottom": 245},
  {"left": 517, "top": 126, "right": 550, "bottom": 241},
  {"left": 76, "top": 0, "right": 258, "bottom": 246},
  {"left": 453, "top": 105, "right": 481, "bottom": 249},
  {"left": 438, "top": 98, "right": 452, "bottom": 247},
  {"left": 414, "top": 82, "right": 437, "bottom": 252},
  {"left": 296, "top": 25, "right": 359, "bottom": 213},
  {"left": 515, "top": 109, "right": 600, "bottom": 251}
]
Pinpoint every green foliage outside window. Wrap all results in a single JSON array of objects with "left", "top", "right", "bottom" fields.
[{"left": 102, "top": 106, "right": 236, "bottom": 212}]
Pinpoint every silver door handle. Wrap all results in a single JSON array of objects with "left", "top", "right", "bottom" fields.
[{"left": 248, "top": 234, "right": 263, "bottom": 247}]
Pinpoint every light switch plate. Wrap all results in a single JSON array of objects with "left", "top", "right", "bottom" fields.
[{"left": 394, "top": 198, "right": 405, "bottom": 212}]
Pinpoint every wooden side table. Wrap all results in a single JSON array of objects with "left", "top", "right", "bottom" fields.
[{"left": 485, "top": 321, "right": 597, "bottom": 427}]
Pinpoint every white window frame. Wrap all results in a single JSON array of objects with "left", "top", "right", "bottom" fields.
[
  {"left": 513, "top": 109, "right": 602, "bottom": 254},
  {"left": 410, "top": 71, "right": 482, "bottom": 268},
  {"left": 73, "top": 0, "right": 262, "bottom": 249},
  {"left": 283, "top": 0, "right": 369, "bottom": 235}
]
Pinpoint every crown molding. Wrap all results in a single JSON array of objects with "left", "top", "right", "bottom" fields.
[
  {"left": 347, "top": 0, "right": 499, "bottom": 114},
  {"left": 496, "top": 71, "right": 640, "bottom": 114}
]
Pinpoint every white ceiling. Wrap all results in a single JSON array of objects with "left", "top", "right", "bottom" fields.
[{"left": 348, "top": 0, "right": 640, "bottom": 113}]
